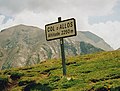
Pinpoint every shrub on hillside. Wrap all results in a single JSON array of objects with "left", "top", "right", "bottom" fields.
[
  {"left": 0, "top": 75, "right": 8, "bottom": 90},
  {"left": 10, "top": 72, "right": 24, "bottom": 80}
]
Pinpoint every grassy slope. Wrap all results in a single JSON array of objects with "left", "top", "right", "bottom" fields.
[{"left": 0, "top": 50, "right": 120, "bottom": 91}]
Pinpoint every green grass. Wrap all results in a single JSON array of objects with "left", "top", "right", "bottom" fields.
[{"left": 0, "top": 50, "right": 120, "bottom": 91}]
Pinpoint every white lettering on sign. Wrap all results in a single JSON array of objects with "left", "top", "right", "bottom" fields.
[{"left": 45, "top": 18, "right": 76, "bottom": 41}]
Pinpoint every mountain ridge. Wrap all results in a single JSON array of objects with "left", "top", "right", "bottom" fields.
[{"left": 0, "top": 24, "right": 113, "bottom": 69}]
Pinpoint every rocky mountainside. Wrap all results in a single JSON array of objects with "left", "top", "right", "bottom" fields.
[{"left": 0, "top": 25, "right": 113, "bottom": 70}]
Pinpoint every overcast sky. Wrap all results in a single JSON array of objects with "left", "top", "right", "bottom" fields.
[{"left": 0, "top": 0, "right": 120, "bottom": 49}]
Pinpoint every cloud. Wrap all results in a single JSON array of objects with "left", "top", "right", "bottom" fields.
[
  {"left": 0, "top": 15, "right": 5, "bottom": 24},
  {"left": 0, "top": 0, "right": 117, "bottom": 16},
  {"left": 0, "top": 0, "right": 67, "bottom": 15},
  {"left": 0, "top": 15, "right": 14, "bottom": 30},
  {"left": 0, "top": 0, "right": 118, "bottom": 29},
  {"left": 0, "top": 10, "right": 59, "bottom": 30},
  {"left": 0, "top": 0, "right": 119, "bottom": 49},
  {"left": 90, "top": 21, "right": 120, "bottom": 49}
]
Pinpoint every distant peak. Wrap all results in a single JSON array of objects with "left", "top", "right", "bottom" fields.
[
  {"left": 13, "top": 24, "right": 33, "bottom": 28},
  {"left": 16, "top": 24, "right": 26, "bottom": 26},
  {"left": 81, "top": 31, "right": 103, "bottom": 42}
]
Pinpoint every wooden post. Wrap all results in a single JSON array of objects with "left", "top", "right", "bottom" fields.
[{"left": 58, "top": 17, "right": 66, "bottom": 76}]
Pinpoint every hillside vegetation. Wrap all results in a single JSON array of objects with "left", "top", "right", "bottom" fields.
[{"left": 0, "top": 50, "right": 120, "bottom": 91}]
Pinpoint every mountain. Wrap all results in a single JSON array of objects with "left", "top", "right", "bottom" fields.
[
  {"left": 0, "top": 50, "right": 120, "bottom": 91},
  {"left": 0, "top": 25, "right": 113, "bottom": 70},
  {"left": 70, "top": 31, "right": 113, "bottom": 51}
]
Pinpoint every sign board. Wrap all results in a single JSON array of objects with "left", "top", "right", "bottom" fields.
[{"left": 45, "top": 18, "right": 76, "bottom": 41}]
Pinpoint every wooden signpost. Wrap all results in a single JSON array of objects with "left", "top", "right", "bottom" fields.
[{"left": 45, "top": 17, "right": 77, "bottom": 76}]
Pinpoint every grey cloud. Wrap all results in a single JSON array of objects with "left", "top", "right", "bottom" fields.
[
  {"left": 2, "top": 16, "right": 13, "bottom": 24},
  {"left": 0, "top": 0, "right": 66, "bottom": 15},
  {"left": 0, "top": 0, "right": 118, "bottom": 30},
  {"left": 0, "top": 0, "right": 117, "bottom": 16}
]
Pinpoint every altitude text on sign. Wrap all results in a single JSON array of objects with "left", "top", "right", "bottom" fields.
[{"left": 45, "top": 18, "right": 76, "bottom": 41}]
